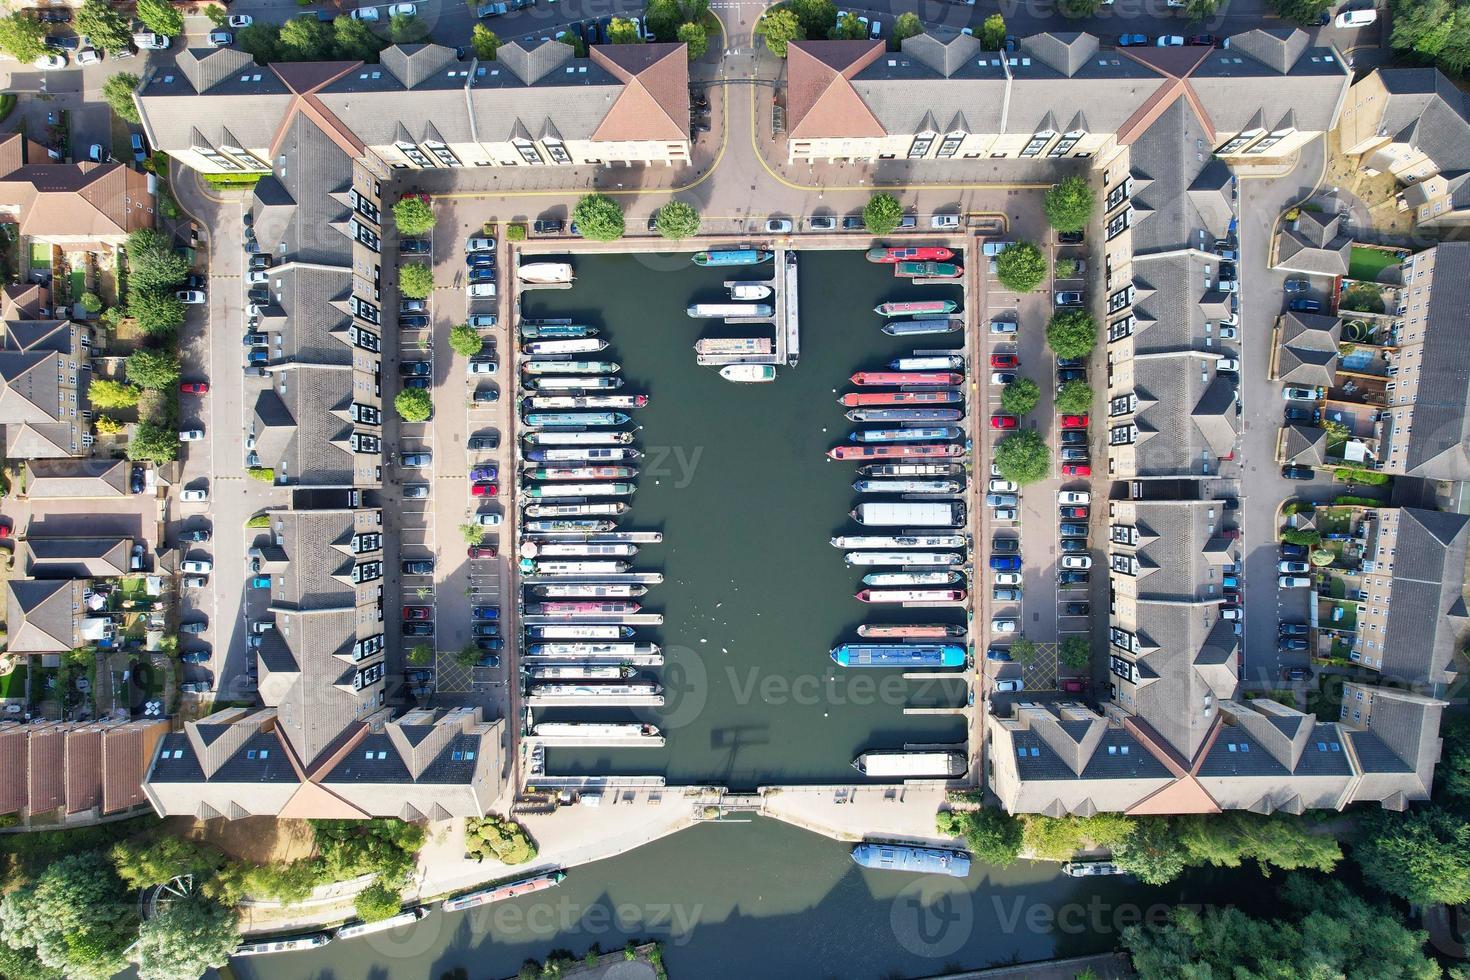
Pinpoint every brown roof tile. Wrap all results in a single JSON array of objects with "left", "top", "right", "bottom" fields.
[
  {"left": 787, "top": 40, "right": 886, "bottom": 139},
  {"left": 590, "top": 43, "right": 689, "bottom": 142}
]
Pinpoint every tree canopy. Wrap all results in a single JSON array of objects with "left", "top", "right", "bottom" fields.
[
  {"left": 393, "top": 196, "right": 435, "bottom": 236},
  {"left": 646, "top": 0, "right": 683, "bottom": 39},
  {"left": 127, "top": 422, "right": 180, "bottom": 464},
  {"left": 756, "top": 7, "right": 804, "bottom": 57},
  {"left": 449, "top": 323, "right": 485, "bottom": 357},
  {"left": 1059, "top": 636, "right": 1090, "bottom": 669},
  {"left": 1044, "top": 176, "right": 1095, "bottom": 233},
  {"left": 1000, "top": 377, "right": 1040, "bottom": 416},
  {"left": 334, "top": 16, "right": 385, "bottom": 61},
  {"left": 472, "top": 24, "right": 501, "bottom": 60},
  {"left": 129, "top": 291, "right": 187, "bottom": 337},
  {"left": 278, "top": 15, "right": 333, "bottom": 59},
  {"left": 0, "top": 852, "right": 135, "bottom": 980},
  {"left": 981, "top": 13, "right": 1006, "bottom": 49},
  {"left": 395, "top": 387, "right": 433, "bottom": 422},
  {"left": 1055, "top": 379, "right": 1092, "bottom": 416},
  {"left": 353, "top": 881, "right": 403, "bottom": 923},
  {"left": 1388, "top": 0, "right": 1470, "bottom": 75},
  {"left": 135, "top": 0, "right": 184, "bottom": 36},
  {"left": 994, "top": 241, "right": 1047, "bottom": 292},
  {"left": 1355, "top": 808, "right": 1470, "bottom": 906},
  {"left": 1268, "top": 0, "right": 1333, "bottom": 23},
  {"left": 125, "top": 349, "right": 181, "bottom": 390},
  {"left": 89, "top": 379, "right": 141, "bottom": 410},
  {"left": 134, "top": 899, "right": 240, "bottom": 980},
  {"left": 398, "top": 262, "right": 434, "bottom": 299},
  {"left": 572, "top": 193, "right": 626, "bottom": 241},
  {"left": 125, "top": 229, "right": 189, "bottom": 295},
  {"left": 677, "top": 21, "right": 708, "bottom": 58},
  {"left": 389, "top": 13, "right": 429, "bottom": 43},
  {"left": 0, "top": 13, "right": 47, "bottom": 63},
  {"left": 891, "top": 12, "right": 922, "bottom": 44},
  {"left": 76, "top": 0, "right": 132, "bottom": 54},
  {"left": 1047, "top": 309, "right": 1097, "bottom": 359},
  {"left": 655, "top": 200, "right": 701, "bottom": 240},
  {"left": 102, "top": 73, "right": 142, "bottom": 123},
  {"left": 831, "top": 11, "right": 865, "bottom": 39},
  {"left": 994, "top": 430, "right": 1050, "bottom": 485},
  {"left": 786, "top": 0, "right": 835, "bottom": 36},
  {"left": 936, "top": 809, "right": 1023, "bottom": 867},
  {"left": 863, "top": 193, "right": 903, "bottom": 235},
  {"left": 607, "top": 16, "right": 642, "bottom": 43}
]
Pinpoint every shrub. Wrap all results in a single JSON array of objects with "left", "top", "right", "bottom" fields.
[
  {"left": 392, "top": 196, "right": 435, "bottom": 236},
  {"left": 1281, "top": 528, "right": 1322, "bottom": 546},
  {"left": 1334, "top": 495, "right": 1379, "bottom": 506},
  {"left": 247, "top": 467, "right": 275, "bottom": 483},
  {"left": 89, "top": 379, "right": 141, "bottom": 409},
  {"left": 0, "top": 13, "right": 48, "bottom": 64},
  {"left": 655, "top": 200, "right": 701, "bottom": 240},
  {"left": 472, "top": 24, "right": 500, "bottom": 59},
  {"left": 937, "top": 808, "right": 1023, "bottom": 867},
  {"left": 1010, "top": 638, "right": 1037, "bottom": 664},
  {"left": 127, "top": 421, "right": 179, "bottom": 464},
  {"left": 676, "top": 21, "right": 707, "bottom": 58},
  {"left": 246, "top": 514, "right": 271, "bottom": 528},
  {"left": 464, "top": 816, "right": 538, "bottom": 865},
  {"left": 1332, "top": 466, "right": 1390, "bottom": 485},
  {"left": 126, "top": 348, "right": 181, "bottom": 389},
  {"left": 1043, "top": 176, "right": 1094, "bottom": 233},
  {"left": 1055, "top": 379, "right": 1093, "bottom": 416},
  {"left": 354, "top": 880, "right": 403, "bottom": 923},
  {"left": 449, "top": 323, "right": 485, "bottom": 357},
  {"left": 1059, "top": 636, "right": 1090, "bottom": 670},
  {"left": 1000, "top": 377, "right": 1040, "bottom": 416},
  {"left": 95, "top": 415, "right": 124, "bottom": 434},
  {"left": 398, "top": 263, "right": 433, "bottom": 299},
  {"left": 395, "top": 387, "right": 433, "bottom": 422},
  {"left": 572, "top": 194, "right": 625, "bottom": 241},
  {"left": 460, "top": 523, "right": 486, "bottom": 545},
  {"left": 890, "top": 11, "right": 922, "bottom": 44},
  {"left": 863, "top": 193, "right": 904, "bottom": 235},
  {"left": 607, "top": 16, "right": 641, "bottom": 43},
  {"left": 505, "top": 224, "right": 526, "bottom": 241},
  {"left": 994, "top": 430, "right": 1050, "bottom": 485},
  {"left": 407, "top": 643, "right": 433, "bottom": 666},
  {"left": 1054, "top": 258, "right": 1079, "bottom": 279},
  {"left": 995, "top": 242, "right": 1047, "bottom": 292},
  {"left": 980, "top": 13, "right": 1006, "bottom": 48},
  {"left": 1047, "top": 309, "right": 1097, "bottom": 359}
]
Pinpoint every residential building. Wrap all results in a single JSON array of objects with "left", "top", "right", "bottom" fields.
[
  {"left": 0, "top": 318, "right": 93, "bottom": 459},
  {"left": 1273, "top": 209, "right": 1351, "bottom": 277},
  {"left": 23, "top": 459, "right": 134, "bottom": 499},
  {"left": 0, "top": 133, "right": 156, "bottom": 248},
  {"left": 5, "top": 579, "right": 94, "bottom": 655},
  {"left": 783, "top": 29, "right": 1348, "bottom": 165},
  {"left": 134, "top": 42, "right": 691, "bottom": 178},
  {"left": 19, "top": 535, "right": 135, "bottom": 579},
  {"left": 0, "top": 719, "right": 168, "bottom": 823}
]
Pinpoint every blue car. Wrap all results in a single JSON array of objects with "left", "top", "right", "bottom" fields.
[
  {"left": 472, "top": 606, "right": 499, "bottom": 621},
  {"left": 1223, "top": 574, "right": 1239, "bottom": 589},
  {"left": 985, "top": 648, "right": 1012, "bottom": 662},
  {"left": 989, "top": 555, "right": 1022, "bottom": 571},
  {"left": 131, "top": 133, "right": 146, "bottom": 164},
  {"left": 249, "top": 575, "right": 271, "bottom": 588},
  {"left": 469, "top": 465, "right": 498, "bottom": 482},
  {"left": 247, "top": 348, "right": 268, "bottom": 364},
  {"left": 1119, "top": 34, "right": 1149, "bottom": 46},
  {"left": 468, "top": 266, "right": 496, "bottom": 283}
]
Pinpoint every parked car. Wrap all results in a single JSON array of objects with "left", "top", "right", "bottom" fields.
[
  {"left": 400, "top": 360, "right": 431, "bottom": 376},
  {"left": 990, "top": 320, "right": 1018, "bottom": 335},
  {"left": 985, "top": 493, "right": 1019, "bottom": 508},
  {"left": 1283, "top": 386, "right": 1318, "bottom": 401},
  {"left": 468, "top": 314, "right": 498, "bottom": 329},
  {"left": 1334, "top": 8, "right": 1377, "bottom": 27},
  {"left": 351, "top": 6, "right": 380, "bottom": 20},
  {"left": 477, "top": 513, "right": 503, "bottom": 527},
  {"left": 992, "top": 588, "right": 1022, "bottom": 603},
  {"left": 1059, "top": 538, "right": 1089, "bottom": 554},
  {"left": 991, "top": 371, "right": 1016, "bottom": 386},
  {"left": 988, "top": 477, "right": 1018, "bottom": 493},
  {"left": 470, "top": 482, "right": 498, "bottom": 497},
  {"left": 1284, "top": 278, "right": 1311, "bottom": 293},
  {"left": 1156, "top": 34, "right": 1184, "bottom": 46},
  {"left": 132, "top": 31, "right": 169, "bottom": 49},
  {"left": 764, "top": 217, "right": 793, "bottom": 233},
  {"left": 1057, "top": 368, "right": 1087, "bottom": 384},
  {"left": 994, "top": 679, "right": 1025, "bottom": 693},
  {"left": 1064, "top": 602, "right": 1090, "bottom": 616},
  {"left": 1059, "top": 570, "right": 1090, "bottom": 585},
  {"left": 208, "top": 28, "right": 232, "bottom": 46},
  {"left": 1280, "top": 637, "right": 1309, "bottom": 651},
  {"left": 468, "top": 434, "right": 499, "bottom": 450},
  {"left": 404, "top": 483, "right": 429, "bottom": 499},
  {"left": 399, "top": 238, "right": 430, "bottom": 255},
  {"left": 1058, "top": 490, "right": 1090, "bottom": 505},
  {"left": 1281, "top": 464, "right": 1315, "bottom": 480},
  {"left": 930, "top": 214, "right": 960, "bottom": 229},
  {"left": 1281, "top": 666, "right": 1310, "bottom": 681},
  {"left": 469, "top": 464, "right": 498, "bottom": 482},
  {"left": 181, "top": 559, "right": 212, "bottom": 574},
  {"left": 1061, "top": 554, "right": 1092, "bottom": 570},
  {"left": 1280, "top": 543, "right": 1307, "bottom": 559},
  {"left": 1061, "top": 464, "right": 1092, "bottom": 477},
  {"left": 402, "top": 622, "right": 434, "bottom": 636},
  {"left": 466, "top": 251, "right": 495, "bottom": 268},
  {"left": 1060, "top": 505, "right": 1088, "bottom": 519},
  {"left": 1186, "top": 33, "right": 1216, "bottom": 45},
  {"left": 249, "top": 575, "right": 271, "bottom": 588},
  {"left": 990, "top": 415, "right": 1017, "bottom": 430},
  {"left": 179, "top": 682, "right": 210, "bottom": 694},
  {"left": 532, "top": 218, "right": 564, "bottom": 234},
  {"left": 469, "top": 358, "right": 497, "bottom": 375},
  {"left": 179, "top": 429, "right": 205, "bottom": 442},
  {"left": 1289, "top": 298, "right": 1322, "bottom": 313},
  {"left": 400, "top": 314, "right": 430, "bottom": 329},
  {"left": 229, "top": 13, "right": 253, "bottom": 26},
  {"left": 1060, "top": 430, "right": 1087, "bottom": 446},
  {"left": 1060, "top": 523, "right": 1088, "bottom": 538},
  {"left": 1278, "top": 575, "right": 1312, "bottom": 588},
  {"left": 808, "top": 215, "right": 837, "bottom": 231},
  {"left": 1278, "top": 560, "right": 1310, "bottom": 574},
  {"left": 1054, "top": 291, "right": 1083, "bottom": 306},
  {"left": 990, "top": 353, "right": 1019, "bottom": 370},
  {"left": 472, "top": 387, "right": 499, "bottom": 404},
  {"left": 400, "top": 452, "right": 431, "bottom": 467},
  {"left": 991, "top": 536, "right": 1019, "bottom": 554},
  {"left": 1060, "top": 447, "right": 1089, "bottom": 462},
  {"left": 843, "top": 216, "right": 866, "bottom": 230},
  {"left": 989, "top": 555, "right": 1022, "bottom": 571},
  {"left": 403, "top": 605, "right": 432, "bottom": 620},
  {"left": 402, "top": 559, "right": 435, "bottom": 575},
  {"left": 1280, "top": 623, "right": 1310, "bottom": 636},
  {"left": 1284, "top": 407, "right": 1320, "bottom": 423},
  {"left": 993, "top": 571, "right": 1022, "bottom": 586},
  {"left": 1118, "top": 34, "right": 1149, "bottom": 46},
  {"left": 1059, "top": 414, "right": 1089, "bottom": 429},
  {"left": 985, "top": 646, "right": 1013, "bottom": 661},
  {"left": 473, "top": 605, "right": 500, "bottom": 620},
  {"left": 991, "top": 618, "right": 1018, "bottom": 634},
  {"left": 467, "top": 545, "right": 495, "bottom": 559}
]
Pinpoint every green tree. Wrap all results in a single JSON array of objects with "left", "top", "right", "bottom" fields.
[
  {"left": 1059, "top": 636, "right": 1090, "bottom": 670},
  {"left": 1000, "top": 377, "right": 1040, "bottom": 416},
  {"left": 980, "top": 13, "right": 1006, "bottom": 49},
  {"left": 1113, "top": 817, "right": 1187, "bottom": 885},
  {"left": 787, "top": 0, "right": 835, "bottom": 37},
  {"left": 1054, "top": 257, "right": 1079, "bottom": 279},
  {"left": 994, "top": 430, "right": 1050, "bottom": 485},
  {"left": 393, "top": 196, "right": 435, "bottom": 236},
  {"left": 89, "top": 378, "right": 141, "bottom": 409},
  {"left": 80, "top": 291, "right": 103, "bottom": 313},
  {"left": 136, "top": 0, "right": 184, "bottom": 36},
  {"left": 1321, "top": 418, "right": 1350, "bottom": 443},
  {"left": 102, "top": 73, "right": 142, "bottom": 123},
  {"left": 449, "top": 323, "right": 485, "bottom": 357},
  {"left": 76, "top": 0, "right": 132, "bottom": 54},
  {"left": 407, "top": 643, "right": 433, "bottom": 666},
  {"left": 128, "top": 422, "right": 180, "bottom": 464},
  {"left": 204, "top": 3, "right": 228, "bottom": 25},
  {"left": 1044, "top": 176, "right": 1095, "bottom": 233},
  {"left": 460, "top": 522, "right": 486, "bottom": 545},
  {"left": 863, "top": 193, "right": 903, "bottom": 235},
  {"left": 0, "top": 852, "right": 135, "bottom": 980},
  {"left": 395, "top": 387, "right": 432, "bottom": 422},
  {"left": 389, "top": 13, "right": 429, "bottom": 43},
  {"left": 830, "top": 11, "right": 865, "bottom": 39},
  {"left": 398, "top": 262, "right": 434, "bottom": 298},
  {"left": 1175, "top": 812, "right": 1341, "bottom": 877},
  {"left": 278, "top": 14, "right": 333, "bottom": 60},
  {"left": 237, "top": 22, "right": 282, "bottom": 63},
  {"left": 134, "top": 898, "right": 239, "bottom": 980},
  {"left": 645, "top": 0, "right": 683, "bottom": 39},
  {"left": 1268, "top": 0, "right": 1332, "bottom": 23},
  {"left": 655, "top": 200, "right": 701, "bottom": 240},
  {"left": 1047, "top": 309, "right": 1097, "bottom": 359},
  {"left": 464, "top": 815, "right": 538, "bottom": 864},
  {"left": 1355, "top": 808, "right": 1470, "bottom": 906},
  {"left": 995, "top": 241, "right": 1047, "bottom": 292},
  {"left": 125, "top": 348, "right": 181, "bottom": 390},
  {"left": 677, "top": 21, "right": 708, "bottom": 58},
  {"left": 125, "top": 228, "right": 189, "bottom": 294},
  {"left": 1055, "top": 379, "right": 1092, "bottom": 416},
  {"left": 558, "top": 29, "right": 587, "bottom": 57},
  {"left": 1281, "top": 527, "right": 1322, "bottom": 546},
  {"left": 1058, "top": 0, "right": 1101, "bottom": 15},
  {"left": 607, "top": 16, "right": 642, "bottom": 43},
  {"left": 891, "top": 11, "right": 922, "bottom": 44},
  {"left": 937, "top": 809, "right": 1023, "bottom": 867},
  {"left": 353, "top": 880, "right": 403, "bottom": 923},
  {"left": 756, "top": 7, "right": 804, "bottom": 57},
  {"left": 129, "top": 291, "right": 186, "bottom": 337},
  {"left": 572, "top": 193, "right": 626, "bottom": 242},
  {"left": 456, "top": 644, "right": 482, "bottom": 667},
  {"left": 1184, "top": 0, "right": 1218, "bottom": 20},
  {"left": 1009, "top": 637, "right": 1037, "bottom": 664},
  {"left": 333, "top": 15, "right": 384, "bottom": 61},
  {"left": 472, "top": 24, "right": 501, "bottom": 60},
  {"left": 505, "top": 224, "right": 526, "bottom": 241},
  {"left": 0, "top": 12, "right": 47, "bottom": 63},
  {"left": 0, "top": 942, "right": 63, "bottom": 980}
]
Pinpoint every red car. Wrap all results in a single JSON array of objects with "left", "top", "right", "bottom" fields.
[
  {"left": 990, "top": 415, "right": 1018, "bottom": 430},
  {"left": 470, "top": 482, "right": 498, "bottom": 497},
  {"left": 402, "top": 605, "right": 431, "bottom": 620},
  {"left": 1059, "top": 505, "right": 1089, "bottom": 519},
  {"left": 1060, "top": 678, "right": 1087, "bottom": 693},
  {"left": 180, "top": 381, "right": 209, "bottom": 394},
  {"left": 1060, "top": 414, "right": 1089, "bottom": 429},
  {"left": 990, "top": 353, "right": 1019, "bottom": 370},
  {"left": 1062, "top": 464, "right": 1092, "bottom": 477},
  {"left": 467, "top": 545, "right": 496, "bottom": 559}
]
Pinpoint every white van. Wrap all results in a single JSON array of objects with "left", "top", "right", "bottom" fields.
[
  {"left": 467, "top": 282, "right": 496, "bottom": 299},
  {"left": 1334, "top": 8, "right": 1377, "bottom": 27},
  {"left": 132, "top": 31, "right": 170, "bottom": 50}
]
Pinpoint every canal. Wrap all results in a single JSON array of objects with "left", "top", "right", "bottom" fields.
[
  {"left": 231, "top": 816, "right": 1273, "bottom": 980},
  {"left": 522, "top": 249, "right": 969, "bottom": 787}
]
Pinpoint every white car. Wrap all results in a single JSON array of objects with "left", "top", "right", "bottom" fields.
[
  {"left": 869, "top": 18, "right": 881, "bottom": 37},
  {"left": 1334, "top": 8, "right": 1377, "bottom": 26},
  {"left": 180, "top": 488, "right": 209, "bottom": 502},
  {"left": 248, "top": 270, "right": 269, "bottom": 284},
  {"left": 988, "top": 477, "right": 1018, "bottom": 493},
  {"left": 466, "top": 236, "right": 496, "bottom": 252},
  {"left": 181, "top": 559, "right": 213, "bottom": 574},
  {"left": 991, "top": 618, "right": 1018, "bottom": 634},
  {"left": 75, "top": 47, "right": 101, "bottom": 66},
  {"left": 179, "top": 429, "right": 205, "bottom": 442},
  {"left": 351, "top": 6, "right": 380, "bottom": 20},
  {"left": 132, "top": 31, "right": 169, "bottom": 49},
  {"left": 1283, "top": 386, "right": 1317, "bottom": 401},
  {"left": 990, "top": 372, "right": 1015, "bottom": 385},
  {"left": 1219, "top": 325, "right": 1238, "bottom": 340},
  {"left": 388, "top": 1, "right": 417, "bottom": 14},
  {"left": 1156, "top": 35, "right": 1184, "bottom": 46},
  {"left": 1279, "top": 575, "right": 1312, "bottom": 588},
  {"left": 994, "top": 679, "right": 1025, "bottom": 693},
  {"left": 765, "top": 218, "right": 793, "bottom": 233},
  {"left": 1061, "top": 554, "right": 1093, "bottom": 570},
  {"left": 1217, "top": 357, "right": 1239, "bottom": 373},
  {"left": 1058, "top": 490, "right": 1091, "bottom": 505},
  {"left": 467, "top": 282, "right": 496, "bottom": 299},
  {"left": 182, "top": 577, "right": 208, "bottom": 590},
  {"left": 990, "top": 320, "right": 1018, "bottom": 335},
  {"left": 993, "top": 571, "right": 1022, "bottom": 586},
  {"left": 176, "top": 290, "right": 206, "bottom": 304},
  {"left": 993, "top": 507, "right": 1018, "bottom": 522},
  {"left": 469, "top": 358, "right": 497, "bottom": 375},
  {"left": 477, "top": 513, "right": 503, "bottom": 527},
  {"left": 228, "top": 14, "right": 253, "bottom": 27},
  {"left": 1279, "top": 560, "right": 1309, "bottom": 574},
  {"left": 931, "top": 214, "right": 961, "bottom": 230},
  {"left": 32, "top": 53, "right": 67, "bottom": 69}
]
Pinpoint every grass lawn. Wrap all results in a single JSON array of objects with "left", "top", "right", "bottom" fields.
[
  {"left": 1317, "top": 507, "right": 1353, "bottom": 534},
  {"left": 28, "top": 242, "right": 50, "bottom": 268},
  {"left": 1327, "top": 577, "right": 1346, "bottom": 599},
  {"left": 1349, "top": 245, "right": 1399, "bottom": 282},
  {"left": 1328, "top": 601, "right": 1358, "bottom": 632},
  {"left": 69, "top": 269, "right": 85, "bottom": 302},
  {"left": 0, "top": 666, "right": 25, "bottom": 699}
]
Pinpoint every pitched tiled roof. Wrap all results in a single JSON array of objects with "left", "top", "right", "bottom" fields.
[
  {"left": 6, "top": 579, "right": 81, "bottom": 653},
  {"left": 1401, "top": 243, "right": 1470, "bottom": 478},
  {"left": 24, "top": 459, "right": 129, "bottom": 498},
  {"left": 1378, "top": 508, "right": 1470, "bottom": 683},
  {"left": 0, "top": 161, "right": 154, "bottom": 239},
  {"left": 591, "top": 43, "right": 690, "bottom": 142},
  {"left": 787, "top": 41, "right": 886, "bottom": 139}
]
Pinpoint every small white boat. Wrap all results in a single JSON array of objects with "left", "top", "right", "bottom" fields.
[
  {"left": 235, "top": 933, "right": 333, "bottom": 956},
  {"left": 335, "top": 907, "right": 431, "bottom": 940},
  {"left": 523, "top": 338, "right": 608, "bottom": 356},
  {"left": 844, "top": 551, "right": 964, "bottom": 566},
  {"left": 727, "top": 282, "right": 774, "bottom": 300},
  {"left": 517, "top": 262, "right": 575, "bottom": 284},
  {"left": 527, "top": 664, "right": 634, "bottom": 680},
  {"left": 720, "top": 364, "right": 776, "bottom": 383}
]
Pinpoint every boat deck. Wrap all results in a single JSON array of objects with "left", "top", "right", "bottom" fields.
[
  {"left": 521, "top": 613, "right": 664, "bottom": 626},
  {"left": 526, "top": 692, "right": 664, "bottom": 707}
]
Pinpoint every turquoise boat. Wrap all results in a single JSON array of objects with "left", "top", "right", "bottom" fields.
[
  {"left": 519, "top": 323, "right": 598, "bottom": 339},
  {"left": 692, "top": 249, "right": 773, "bottom": 266},
  {"left": 524, "top": 412, "right": 631, "bottom": 427},
  {"left": 829, "top": 643, "right": 967, "bottom": 668}
]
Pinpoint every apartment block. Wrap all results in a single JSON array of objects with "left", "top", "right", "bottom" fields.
[{"left": 0, "top": 318, "right": 93, "bottom": 459}]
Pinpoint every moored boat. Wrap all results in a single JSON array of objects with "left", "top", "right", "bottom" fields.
[
  {"left": 532, "top": 721, "right": 661, "bottom": 739},
  {"left": 720, "top": 364, "right": 777, "bottom": 383},
  {"left": 686, "top": 302, "right": 773, "bottom": 318},
  {"left": 517, "top": 262, "right": 575, "bottom": 284},
  {"left": 441, "top": 871, "right": 567, "bottom": 913},
  {"left": 830, "top": 534, "right": 968, "bottom": 549},
  {"left": 857, "top": 623, "right": 967, "bottom": 638},
  {"left": 522, "top": 338, "right": 608, "bottom": 356},
  {"left": 857, "top": 588, "right": 968, "bottom": 603},
  {"left": 528, "top": 642, "right": 660, "bottom": 657},
  {"left": 534, "top": 583, "right": 648, "bottom": 598},
  {"left": 853, "top": 750, "right": 968, "bottom": 778},
  {"left": 528, "top": 376, "right": 624, "bottom": 390},
  {"left": 523, "top": 394, "right": 647, "bottom": 410},
  {"left": 882, "top": 318, "right": 962, "bottom": 337},
  {"left": 851, "top": 843, "right": 971, "bottom": 878},
  {"left": 846, "top": 408, "right": 963, "bottom": 423},
  {"left": 866, "top": 245, "right": 956, "bottom": 263},
  {"left": 851, "top": 501, "right": 965, "bottom": 526},
  {"left": 875, "top": 299, "right": 958, "bottom": 317},
  {"left": 526, "top": 447, "right": 641, "bottom": 462},
  {"left": 335, "top": 907, "right": 431, "bottom": 940},
  {"left": 524, "top": 466, "right": 638, "bottom": 481},
  {"left": 525, "top": 482, "right": 635, "bottom": 498},
  {"left": 235, "top": 932, "right": 333, "bottom": 956},
  {"left": 525, "top": 519, "right": 619, "bottom": 533},
  {"left": 523, "top": 360, "right": 621, "bottom": 375},
  {"left": 727, "top": 281, "right": 774, "bottom": 300},
  {"left": 693, "top": 249, "right": 773, "bottom": 266},
  {"left": 853, "top": 479, "right": 964, "bottom": 494},
  {"left": 524, "top": 412, "right": 631, "bottom": 428},
  {"left": 845, "top": 551, "right": 964, "bottom": 566},
  {"left": 528, "top": 601, "right": 642, "bottom": 616},
  {"left": 530, "top": 560, "right": 631, "bottom": 575},
  {"left": 529, "top": 543, "right": 639, "bottom": 557},
  {"left": 523, "top": 431, "right": 634, "bottom": 445},
  {"left": 894, "top": 261, "right": 963, "bottom": 279},
  {"left": 527, "top": 664, "right": 635, "bottom": 680},
  {"left": 862, "top": 571, "right": 962, "bottom": 586},
  {"left": 527, "top": 625, "right": 636, "bottom": 639},
  {"left": 1063, "top": 861, "right": 1128, "bottom": 877},
  {"left": 528, "top": 682, "right": 662, "bottom": 699},
  {"left": 695, "top": 337, "right": 772, "bottom": 356},
  {"left": 830, "top": 643, "right": 967, "bottom": 667},
  {"left": 890, "top": 355, "right": 964, "bottom": 371},
  {"left": 856, "top": 462, "right": 964, "bottom": 478},
  {"left": 850, "top": 426, "right": 963, "bottom": 443},
  {"left": 840, "top": 390, "right": 963, "bottom": 407},
  {"left": 850, "top": 371, "right": 964, "bottom": 387},
  {"left": 827, "top": 443, "right": 965, "bottom": 461},
  {"left": 524, "top": 502, "right": 628, "bottom": 517},
  {"left": 520, "top": 322, "right": 597, "bottom": 339}
]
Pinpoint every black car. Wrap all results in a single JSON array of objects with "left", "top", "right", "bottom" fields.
[
  {"left": 39, "top": 7, "right": 72, "bottom": 21},
  {"left": 991, "top": 536, "right": 1019, "bottom": 554},
  {"left": 1279, "top": 623, "right": 1309, "bottom": 636},
  {"left": 247, "top": 286, "right": 270, "bottom": 304},
  {"left": 400, "top": 360, "right": 431, "bottom": 376},
  {"left": 1281, "top": 464, "right": 1314, "bottom": 480},
  {"left": 1065, "top": 602, "right": 1090, "bottom": 616},
  {"left": 404, "top": 483, "right": 430, "bottom": 499},
  {"left": 533, "top": 218, "right": 564, "bottom": 235},
  {"left": 843, "top": 216, "right": 865, "bottom": 230},
  {"left": 475, "top": 654, "right": 501, "bottom": 668},
  {"left": 407, "top": 669, "right": 434, "bottom": 683},
  {"left": 1059, "top": 570, "right": 1090, "bottom": 585},
  {"left": 1281, "top": 666, "right": 1310, "bottom": 681},
  {"left": 248, "top": 253, "right": 273, "bottom": 271},
  {"left": 472, "top": 623, "right": 501, "bottom": 638},
  {"left": 1058, "top": 230, "right": 1085, "bottom": 245},
  {"left": 400, "top": 314, "right": 430, "bottom": 329},
  {"left": 1279, "top": 637, "right": 1308, "bottom": 651},
  {"left": 468, "top": 434, "right": 499, "bottom": 450},
  {"left": 130, "top": 465, "right": 145, "bottom": 494},
  {"left": 1059, "top": 523, "right": 1088, "bottom": 538},
  {"left": 400, "top": 298, "right": 427, "bottom": 313},
  {"left": 1060, "top": 430, "right": 1087, "bottom": 446},
  {"left": 1280, "top": 543, "right": 1307, "bottom": 559},
  {"left": 1059, "top": 538, "right": 1088, "bottom": 553},
  {"left": 1289, "top": 298, "right": 1322, "bottom": 313},
  {"left": 184, "top": 273, "right": 206, "bottom": 290},
  {"left": 44, "top": 35, "right": 79, "bottom": 51},
  {"left": 1284, "top": 407, "right": 1320, "bottom": 424},
  {"left": 399, "top": 239, "right": 431, "bottom": 255},
  {"left": 1057, "top": 368, "right": 1087, "bottom": 384},
  {"left": 403, "top": 376, "right": 431, "bottom": 390},
  {"left": 1056, "top": 357, "right": 1086, "bottom": 369},
  {"left": 181, "top": 528, "right": 211, "bottom": 543},
  {"left": 473, "top": 387, "right": 498, "bottom": 404},
  {"left": 402, "top": 622, "right": 435, "bottom": 636},
  {"left": 402, "top": 559, "right": 435, "bottom": 575}
]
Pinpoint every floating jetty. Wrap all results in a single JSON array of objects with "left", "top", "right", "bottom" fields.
[
  {"left": 853, "top": 749, "right": 968, "bottom": 778},
  {"left": 891, "top": 355, "right": 964, "bottom": 372},
  {"left": 852, "top": 843, "right": 971, "bottom": 878},
  {"left": 695, "top": 337, "right": 773, "bottom": 358}
]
